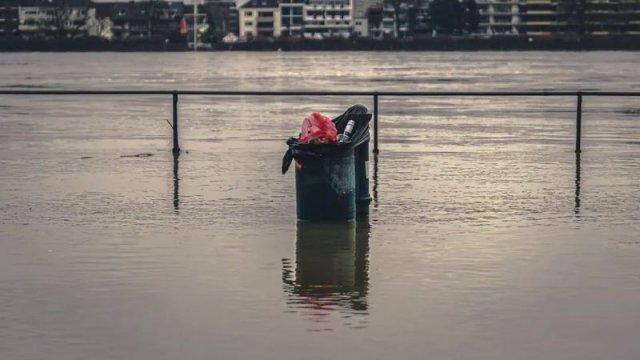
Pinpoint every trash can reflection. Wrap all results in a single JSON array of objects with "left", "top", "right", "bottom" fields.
[{"left": 282, "top": 221, "right": 370, "bottom": 320}]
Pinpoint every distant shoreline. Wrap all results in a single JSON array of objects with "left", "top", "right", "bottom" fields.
[{"left": 2, "top": 35, "right": 639, "bottom": 52}]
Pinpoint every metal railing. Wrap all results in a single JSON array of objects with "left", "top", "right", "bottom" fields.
[{"left": 2, "top": 89, "right": 639, "bottom": 155}]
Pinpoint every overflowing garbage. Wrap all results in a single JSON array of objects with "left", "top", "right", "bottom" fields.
[
  {"left": 282, "top": 105, "right": 372, "bottom": 222},
  {"left": 298, "top": 112, "right": 337, "bottom": 145},
  {"left": 281, "top": 105, "right": 372, "bottom": 174}
]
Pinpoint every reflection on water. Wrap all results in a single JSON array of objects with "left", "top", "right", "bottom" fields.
[
  {"left": 575, "top": 152, "right": 581, "bottom": 215},
  {"left": 282, "top": 221, "right": 370, "bottom": 329},
  {"left": 173, "top": 153, "right": 180, "bottom": 213},
  {"left": 372, "top": 152, "right": 379, "bottom": 208}
]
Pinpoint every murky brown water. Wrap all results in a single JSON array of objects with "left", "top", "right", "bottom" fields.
[{"left": 1, "top": 52, "right": 639, "bottom": 360}]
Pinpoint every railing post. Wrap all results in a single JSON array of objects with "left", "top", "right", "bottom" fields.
[
  {"left": 373, "top": 92, "right": 379, "bottom": 154},
  {"left": 172, "top": 91, "right": 180, "bottom": 155},
  {"left": 576, "top": 92, "right": 582, "bottom": 153}
]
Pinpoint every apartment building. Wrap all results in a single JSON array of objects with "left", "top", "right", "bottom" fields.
[
  {"left": 96, "top": 1, "right": 184, "bottom": 40},
  {"left": 519, "top": 0, "right": 640, "bottom": 35},
  {"left": 18, "top": 7, "right": 58, "bottom": 36},
  {"left": 280, "top": 0, "right": 304, "bottom": 37},
  {"left": 239, "top": 0, "right": 282, "bottom": 40},
  {"left": 0, "top": 2, "right": 20, "bottom": 37},
  {"left": 367, "top": 5, "right": 396, "bottom": 38},
  {"left": 352, "top": 0, "right": 382, "bottom": 36},
  {"left": 519, "top": 0, "right": 557, "bottom": 34},
  {"left": 580, "top": 0, "right": 640, "bottom": 34},
  {"left": 303, "top": 0, "right": 354, "bottom": 39},
  {"left": 16, "top": 0, "right": 96, "bottom": 37},
  {"left": 477, "top": 0, "right": 521, "bottom": 35}
]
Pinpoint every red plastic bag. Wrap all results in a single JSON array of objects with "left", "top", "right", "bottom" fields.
[{"left": 297, "top": 112, "right": 337, "bottom": 144}]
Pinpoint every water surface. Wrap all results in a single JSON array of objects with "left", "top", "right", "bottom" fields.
[{"left": 1, "top": 52, "right": 639, "bottom": 360}]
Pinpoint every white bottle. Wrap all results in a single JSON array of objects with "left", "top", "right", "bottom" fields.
[{"left": 337, "top": 120, "right": 355, "bottom": 143}]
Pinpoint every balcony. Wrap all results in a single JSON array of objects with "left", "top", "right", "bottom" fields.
[
  {"left": 476, "top": 0, "right": 521, "bottom": 5},
  {"left": 526, "top": 10, "right": 554, "bottom": 15},
  {"left": 480, "top": 10, "right": 519, "bottom": 15},
  {"left": 524, "top": 21, "right": 555, "bottom": 25}
]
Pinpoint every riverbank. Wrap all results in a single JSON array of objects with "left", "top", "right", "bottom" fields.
[{"left": 1, "top": 35, "right": 639, "bottom": 51}]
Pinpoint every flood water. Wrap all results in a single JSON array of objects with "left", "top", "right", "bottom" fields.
[{"left": 1, "top": 52, "right": 639, "bottom": 360}]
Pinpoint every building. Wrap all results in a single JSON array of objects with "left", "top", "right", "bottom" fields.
[
  {"left": 367, "top": 4, "right": 396, "bottom": 38},
  {"left": 202, "top": 0, "right": 239, "bottom": 40},
  {"left": 395, "top": 0, "right": 430, "bottom": 38},
  {"left": 519, "top": 0, "right": 640, "bottom": 36},
  {"left": 411, "top": 1, "right": 430, "bottom": 36},
  {"left": 477, "top": 0, "right": 521, "bottom": 35},
  {"left": 353, "top": 17, "right": 368, "bottom": 36},
  {"left": 109, "top": 2, "right": 150, "bottom": 39},
  {"left": 520, "top": 0, "right": 558, "bottom": 35},
  {"left": 577, "top": 0, "right": 640, "bottom": 35},
  {"left": 280, "top": 0, "right": 304, "bottom": 37},
  {"left": 303, "top": 0, "right": 354, "bottom": 39},
  {"left": 365, "top": 0, "right": 431, "bottom": 39},
  {"left": 0, "top": 2, "right": 20, "bottom": 37},
  {"left": 17, "top": 0, "right": 96, "bottom": 39},
  {"left": 61, "top": 6, "right": 97, "bottom": 37},
  {"left": 352, "top": 0, "right": 381, "bottom": 36},
  {"left": 238, "top": 0, "right": 282, "bottom": 40},
  {"left": 18, "top": 6, "right": 58, "bottom": 37},
  {"left": 353, "top": 0, "right": 382, "bottom": 18},
  {"left": 97, "top": 1, "right": 184, "bottom": 40}
]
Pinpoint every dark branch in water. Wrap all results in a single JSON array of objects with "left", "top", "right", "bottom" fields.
[{"left": 120, "top": 153, "right": 153, "bottom": 158}]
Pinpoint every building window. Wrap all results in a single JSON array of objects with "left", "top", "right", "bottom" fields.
[
  {"left": 245, "top": 21, "right": 253, "bottom": 26},
  {"left": 244, "top": 11, "right": 253, "bottom": 16}
]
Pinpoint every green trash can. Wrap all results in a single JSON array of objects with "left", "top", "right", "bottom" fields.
[{"left": 294, "top": 145, "right": 355, "bottom": 222}]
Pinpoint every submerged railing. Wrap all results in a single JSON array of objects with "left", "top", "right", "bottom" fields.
[{"left": 1, "top": 89, "right": 639, "bottom": 155}]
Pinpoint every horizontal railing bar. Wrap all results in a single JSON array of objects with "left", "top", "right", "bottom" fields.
[
  {"left": 1, "top": 90, "right": 639, "bottom": 97},
  {"left": 0, "top": 90, "right": 173, "bottom": 95}
]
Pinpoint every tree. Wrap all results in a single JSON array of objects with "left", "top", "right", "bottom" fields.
[
  {"left": 558, "top": 0, "right": 586, "bottom": 34},
  {"left": 389, "top": 0, "right": 402, "bottom": 37},
  {"left": 461, "top": 0, "right": 479, "bottom": 33}
]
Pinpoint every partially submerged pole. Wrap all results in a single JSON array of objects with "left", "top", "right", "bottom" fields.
[
  {"left": 576, "top": 92, "right": 582, "bottom": 153},
  {"left": 373, "top": 93, "right": 379, "bottom": 154},
  {"left": 193, "top": 0, "right": 198, "bottom": 52},
  {"left": 172, "top": 91, "right": 180, "bottom": 155}
]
